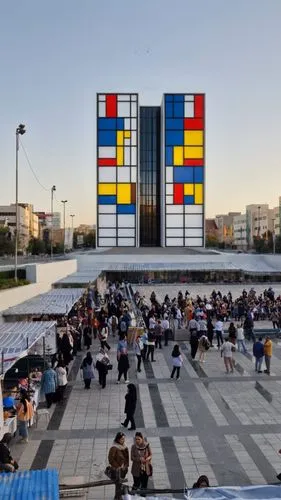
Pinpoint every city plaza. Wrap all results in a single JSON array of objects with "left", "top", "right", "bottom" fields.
[{"left": 2, "top": 251, "right": 281, "bottom": 499}]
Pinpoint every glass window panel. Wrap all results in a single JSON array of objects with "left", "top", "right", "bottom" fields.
[
  {"left": 185, "top": 214, "right": 203, "bottom": 227},
  {"left": 99, "top": 205, "right": 116, "bottom": 214},
  {"left": 98, "top": 237, "right": 116, "bottom": 246},
  {"left": 98, "top": 146, "right": 116, "bottom": 158},
  {"left": 117, "top": 214, "right": 135, "bottom": 228},
  {"left": 185, "top": 204, "right": 203, "bottom": 214},
  {"left": 118, "top": 228, "right": 135, "bottom": 237},
  {"left": 131, "top": 102, "right": 137, "bottom": 117},
  {"left": 184, "top": 102, "right": 194, "bottom": 118},
  {"left": 185, "top": 237, "right": 203, "bottom": 247},
  {"left": 99, "top": 166, "right": 116, "bottom": 183},
  {"left": 118, "top": 238, "right": 135, "bottom": 246},
  {"left": 131, "top": 118, "right": 137, "bottom": 130},
  {"left": 131, "top": 167, "right": 137, "bottom": 183},
  {"left": 166, "top": 205, "right": 183, "bottom": 214},
  {"left": 131, "top": 95, "right": 137, "bottom": 101},
  {"left": 98, "top": 101, "right": 106, "bottom": 117},
  {"left": 185, "top": 228, "right": 203, "bottom": 237},
  {"left": 124, "top": 146, "right": 130, "bottom": 165},
  {"left": 99, "top": 214, "right": 116, "bottom": 227},
  {"left": 118, "top": 94, "right": 130, "bottom": 101},
  {"left": 166, "top": 184, "right": 173, "bottom": 195},
  {"left": 118, "top": 102, "right": 130, "bottom": 117},
  {"left": 166, "top": 195, "right": 173, "bottom": 204},
  {"left": 98, "top": 94, "right": 106, "bottom": 101},
  {"left": 167, "top": 228, "right": 184, "bottom": 237},
  {"left": 117, "top": 167, "right": 130, "bottom": 182},
  {"left": 99, "top": 228, "right": 116, "bottom": 237},
  {"left": 166, "top": 214, "right": 183, "bottom": 227},
  {"left": 166, "top": 237, "right": 184, "bottom": 246},
  {"left": 131, "top": 147, "right": 137, "bottom": 166},
  {"left": 130, "top": 131, "right": 137, "bottom": 146},
  {"left": 184, "top": 95, "right": 194, "bottom": 102},
  {"left": 166, "top": 167, "right": 173, "bottom": 183}
]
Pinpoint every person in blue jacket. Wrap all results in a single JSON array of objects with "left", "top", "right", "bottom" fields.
[{"left": 253, "top": 337, "right": 264, "bottom": 373}]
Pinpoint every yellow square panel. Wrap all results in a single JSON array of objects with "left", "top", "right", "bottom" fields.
[
  {"left": 173, "top": 146, "right": 184, "bottom": 165},
  {"left": 98, "top": 183, "right": 116, "bottom": 195},
  {"left": 117, "top": 183, "right": 131, "bottom": 204},
  {"left": 117, "top": 146, "right": 124, "bottom": 166},
  {"left": 184, "top": 146, "right": 203, "bottom": 159},
  {"left": 184, "top": 183, "right": 194, "bottom": 195},
  {"left": 195, "top": 184, "right": 203, "bottom": 204},
  {"left": 124, "top": 131, "right": 131, "bottom": 138},
  {"left": 117, "top": 131, "right": 124, "bottom": 146},
  {"left": 184, "top": 130, "right": 203, "bottom": 146}
]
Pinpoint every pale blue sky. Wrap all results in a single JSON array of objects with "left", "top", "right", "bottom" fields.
[{"left": 0, "top": 0, "right": 281, "bottom": 225}]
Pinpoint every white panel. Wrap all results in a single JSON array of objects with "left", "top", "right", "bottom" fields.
[
  {"left": 166, "top": 214, "right": 183, "bottom": 228},
  {"left": 118, "top": 214, "right": 135, "bottom": 228},
  {"left": 130, "top": 131, "right": 137, "bottom": 146},
  {"left": 166, "top": 195, "right": 173, "bottom": 204},
  {"left": 98, "top": 146, "right": 116, "bottom": 158},
  {"left": 131, "top": 147, "right": 137, "bottom": 166},
  {"left": 99, "top": 101, "right": 106, "bottom": 117},
  {"left": 99, "top": 228, "right": 116, "bottom": 237},
  {"left": 185, "top": 237, "right": 203, "bottom": 247},
  {"left": 98, "top": 94, "right": 105, "bottom": 101},
  {"left": 99, "top": 205, "right": 116, "bottom": 214},
  {"left": 166, "top": 205, "right": 183, "bottom": 214},
  {"left": 185, "top": 214, "right": 203, "bottom": 228},
  {"left": 124, "top": 147, "right": 130, "bottom": 165},
  {"left": 99, "top": 214, "right": 116, "bottom": 228},
  {"left": 99, "top": 167, "right": 116, "bottom": 183},
  {"left": 184, "top": 95, "right": 194, "bottom": 102},
  {"left": 118, "top": 238, "right": 135, "bottom": 246},
  {"left": 166, "top": 238, "right": 184, "bottom": 247},
  {"left": 118, "top": 228, "right": 135, "bottom": 237},
  {"left": 131, "top": 118, "right": 137, "bottom": 130},
  {"left": 118, "top": 102, "right": 130, "bottom": 117},
  {"left": 166, "top": 166, "right": 173, "bottom": 181},
  {"left": 185, "top": 228, "right": 203, "bottom": 237},
  {"left": 118, "top": 94, "right": 130, "bottom": 101},
  {"left": 125, "top": 118, "right": 131, "bottom": 129},
  {"left": 131, "top": 95, "right": 137, "bottom": 101},
  {"left": 166, "top": 184, "right": 173, "bottom": 195},
  {"left": 98, "top": 237, "right": 116, "bottom": 247},
  {"left": 184, "top": 102, "right": 194, "bottom": 118},
  {"left": 166, "top": 228, "right": 184, "bottom": 237},
  {"left": 185, "top": 204, "right": 203, "bottom": 214},
  {"left": 124, "top": 138, "right": 130, "bottom": 146},
  {"left": 131, "top": 102, "right": 137, "bottom": 117},
  {"left": 131, "top": 167, "right": 137, "bottom": 183},
  {"left": 117, "top": 167, "right": 130, "bottom": 182}
]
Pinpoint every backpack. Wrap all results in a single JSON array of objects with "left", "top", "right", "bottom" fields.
[{"left": 120, "top": 320, "right": 127, "bottom": 332}]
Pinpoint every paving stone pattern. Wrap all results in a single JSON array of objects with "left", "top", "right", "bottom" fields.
[{"left": 10, "top": 335, "right": 281, "bottom": 499}]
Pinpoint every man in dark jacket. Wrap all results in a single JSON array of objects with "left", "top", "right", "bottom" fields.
[
  {"left": 253, "top": 337, "right": 264, "bottom": 373},
  {"left": 0, "top": 433, "right": 18, "bottom": 472}
]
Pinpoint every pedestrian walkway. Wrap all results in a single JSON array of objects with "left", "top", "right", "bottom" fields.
[{"left": 9, "top": 336, "right": 281, "bottom": 499}]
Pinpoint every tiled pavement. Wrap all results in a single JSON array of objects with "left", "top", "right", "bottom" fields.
[{"left": 10, "top": 336, "right": 281, "bottom": 499}]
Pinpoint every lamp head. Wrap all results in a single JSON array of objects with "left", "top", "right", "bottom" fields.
[{"left": 16, "top": 124, "right": 26, "bottom": 135}]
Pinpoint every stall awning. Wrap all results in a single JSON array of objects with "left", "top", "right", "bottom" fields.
[
  {"left": 0, "top": 321, "right": 56, "bottom": 374},
  {"left": 0, "top": 468, "right": 59, "bottom": 499},
  {"left": 2, "top": 288, "right": 85, "bottom": 318}
]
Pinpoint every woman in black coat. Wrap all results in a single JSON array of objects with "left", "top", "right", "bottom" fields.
[{"left": 121, "top": 383, "right": 137, "bottom": 430}]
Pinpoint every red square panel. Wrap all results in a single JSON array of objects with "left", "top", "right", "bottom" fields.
[
  {"left": 184, "top": 118, "right": 204, "bottom": 130},
  {"left": 194, "top": 95, "right": 204, "bottom": 118},
  {"left": 184, "top": 159, "right": 204, "bottom": 166},
  {"left": 174, "top": 184, "right": 184, "bottom": 204},
  {"left": 98, "top": 158, "right": 117, "bottom": 166},
  {"left": 106, "top": 95, "right": 117, "bottom": 117}
]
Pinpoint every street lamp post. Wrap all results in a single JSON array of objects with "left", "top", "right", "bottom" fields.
[
  {"left": 70, "top": 214, "right": 75, "bottom": 250},
  {"left": 15, "top": 124, "right": 26, "bottom": 281},
  {"left": 240, "top": 226, "right": 243, "bottom": 249},
  {"left": 61, "top": 200, "right": 68, "bottom": 255},
  {"left": 50, "top": 185, "right": 56, "bottom": 259},
  {"left": 272, "top": 218, "right": 276, "bottom": 254},
  {"left": 257, "top": 205, "right": 261, "bottom": 237}
]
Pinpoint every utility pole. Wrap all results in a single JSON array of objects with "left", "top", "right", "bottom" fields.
[
  {"left": 272, "top": 218, "right": 276, "bottom": 254},
  {"left": 70, "top": 214, "right": 75, "bottom": 250},
  {"left": 15, "top": 124, "right": 26, "bottom": 281},
  {"left": 50, "top": 185, "right": 56, "bottom": 259},
  {"left": 61, "top": 200, "right": 68, "bottom": 255}
]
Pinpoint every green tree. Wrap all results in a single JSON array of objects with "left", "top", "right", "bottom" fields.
[
  {"left": 0, "top": 227, "right": 14, "bottom": 256},
  {"left": 84, "top": 230, "right": 96, "bottom": 248},
  {"left": 27, "top": 237, "right": 46, "bottom": 255}
]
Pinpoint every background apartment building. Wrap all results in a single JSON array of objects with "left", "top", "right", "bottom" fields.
[{"left": 0, "top": 203, "right": 39, "bottom": 250}]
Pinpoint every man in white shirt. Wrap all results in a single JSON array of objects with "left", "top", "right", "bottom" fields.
[
  {"left": 162, "top": 316, "right": 170, "bottom": 346},
  {"left": 215, "top": 318, "right": 224, "bottom": 348},
  {"left": 221, "top": 339, "right": 235, "bottom": 373}
]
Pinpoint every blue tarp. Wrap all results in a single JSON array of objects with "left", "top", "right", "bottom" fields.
[{"left": 0, "top": 469, "right": 59, "bottom": 499}]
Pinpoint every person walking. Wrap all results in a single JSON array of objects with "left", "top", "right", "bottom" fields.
[
  {"left": 16, "top": 390, "right": 34, "bottom": 443},
  {"left": 80, "top": 351, "right": 95, "bottom": 389},
  {"left": 146, "top": 330, "right": 156, "bottom": 362},
  {"left": 162, "top": 315, "right": 171, "bottom": 346},
  {"left": 154, "top": 320, "right": 163, "bottom": 349},
  {"left": 121, "top": 383, "right": 137, "bottom": 430},
  {"left": 96, "top": 348, "right": 110, "bottom": 388},
  {"left": 55, "top": 360, "right": 68, "bottom": 402},
  {"left": 131, "top": 432, "right": 152, "bottom": 491},
  {"left": 189, "top": 317, "right": 200, "bottom": 359},
  {"left": 237, "top": 324, "right": 247, "bottom": 353},
  {"left": 198, "top": 334, "right": 210, "bottom": 363},
  {"left": 134, "top": 336, "right": 144, "bottom": 373},
  {"left": 221, "top": 338, "right": 235, "bottom": 374},
  {"left": 117, "top": 348, "right": 130, "bottom": 384},
  {"left": 207, "top": 318, "right": 214, "bottom": 347},
  {"left": 41, "top": 363, "right": 58, "bottom": 408},
  {"left": 215, "top": 317, "right": 224, "bottom": 348},
  {"left": 170, "top": 344, "right": 183, "bottom": 380},
  {"left": 83, "top": 325, "right": 92, "bottom": 350},
  {"left": 98, "top": 322, "right": 111, "bottom": 351},
  {"left": 264, "top": 336, "right": 272, "bottom": 375},
  {"left": 228, "top": 322, "right": 237, "bottom": 345},
  {"left": 253, "top": 337, "right": 264, "bottom": 373},
  {"left": 108, "top": 432, "right": 129, "bottom": 491}
]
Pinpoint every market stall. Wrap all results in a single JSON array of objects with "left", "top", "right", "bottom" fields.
[{"left": 0, "top": 321, "right": 57, "bottom": 439}]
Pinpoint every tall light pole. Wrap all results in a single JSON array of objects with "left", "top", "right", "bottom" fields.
[
  {"left": 61, "top": 200, "right": 68, "bottom": 255},
  {"left": 257, "top": 205, "right": 261, "bottom": 237},
  {"left": 272, "top": 218, "right": 276, "bottom": 254},
  {"left": 15, "top": 124, "right": 26, "bottom": 281},
  {"left": 70, "top": 214, "right": 75, "bottom": 250},
  {"left": 50, "top": 185, "right": 56, "bottom": 259}
]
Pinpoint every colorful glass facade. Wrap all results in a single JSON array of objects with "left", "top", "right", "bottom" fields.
[
  {"left": 97, "top": 93, "right": 138, "bottom": 247},
  {"left": 164, "top": 94, "right": 205, "bottom": 247}
]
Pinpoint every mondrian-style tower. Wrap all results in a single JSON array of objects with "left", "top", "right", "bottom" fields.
[{"left": 96, "top": 93, "right": 205, "bottom": 248}]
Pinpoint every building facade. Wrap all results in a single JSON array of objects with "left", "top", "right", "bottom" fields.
[
  {"left": 96, "top": 92, "right": 205, "bottom": 248},
  {"left": 0, "top": 204, "right": 39, "bottom": 249}
]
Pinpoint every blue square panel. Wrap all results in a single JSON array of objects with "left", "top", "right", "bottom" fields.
[
  {"left": 165, "top": 95, "right": 173, "bottom": 102},
  {"left": 174, "top": 102, "right": 184, "bottom": 117},
  {"left": 98, "top": 130, "right": 116, "bottom": 146},
  {"left": 166, "top": 118, "right": 184, "bottom": 130},
  {"left": 165, "top": 130, "right": 184, "bottom": 146},
  {"left": 165, "top": 102, "right": 173, "bottom": 118},
  {"left": 184, "top": 195, "right": 194, "bottom": 205},
  {"left": 194, "top": 167, "right": 204, "bottom": 183},
  {"left": 166, "top": 146, "right": 173, "bottom": 165},
  {"left": 174, "top": 167, "right": 194, "bottom": 183},
  {"left": 98, "top": 195, "right": 117, "bottom": 205},
  {"left": 98, "top": 118, "right": 116, "bottom": 130},
  {"left": 117, "top": 204, "right": 136, "bottom": 214},
  {"left": 117, "top": 118, "right": 124, "bottom": 130},
  {"left": 174, "top": 94, "right": 184, "bottom": 102}
]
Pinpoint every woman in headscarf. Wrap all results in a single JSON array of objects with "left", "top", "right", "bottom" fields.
[
  {"left": 121, "top": 383, "right": 137, "bottom": 430},
  {"left": 95, "top": 348, "right": 110, "bottom": 389},
  {"left": 80, "top": 351, "right": 94, "bottom": 389},
  {"left": 131, "top": 432, "right": 152, "bottom": 491},
  {"left": 192, "top": 475, "right": 210, "bottom": 488},
  {"left": 108, "top": 432, "right": 129, "bottom": 481}
]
